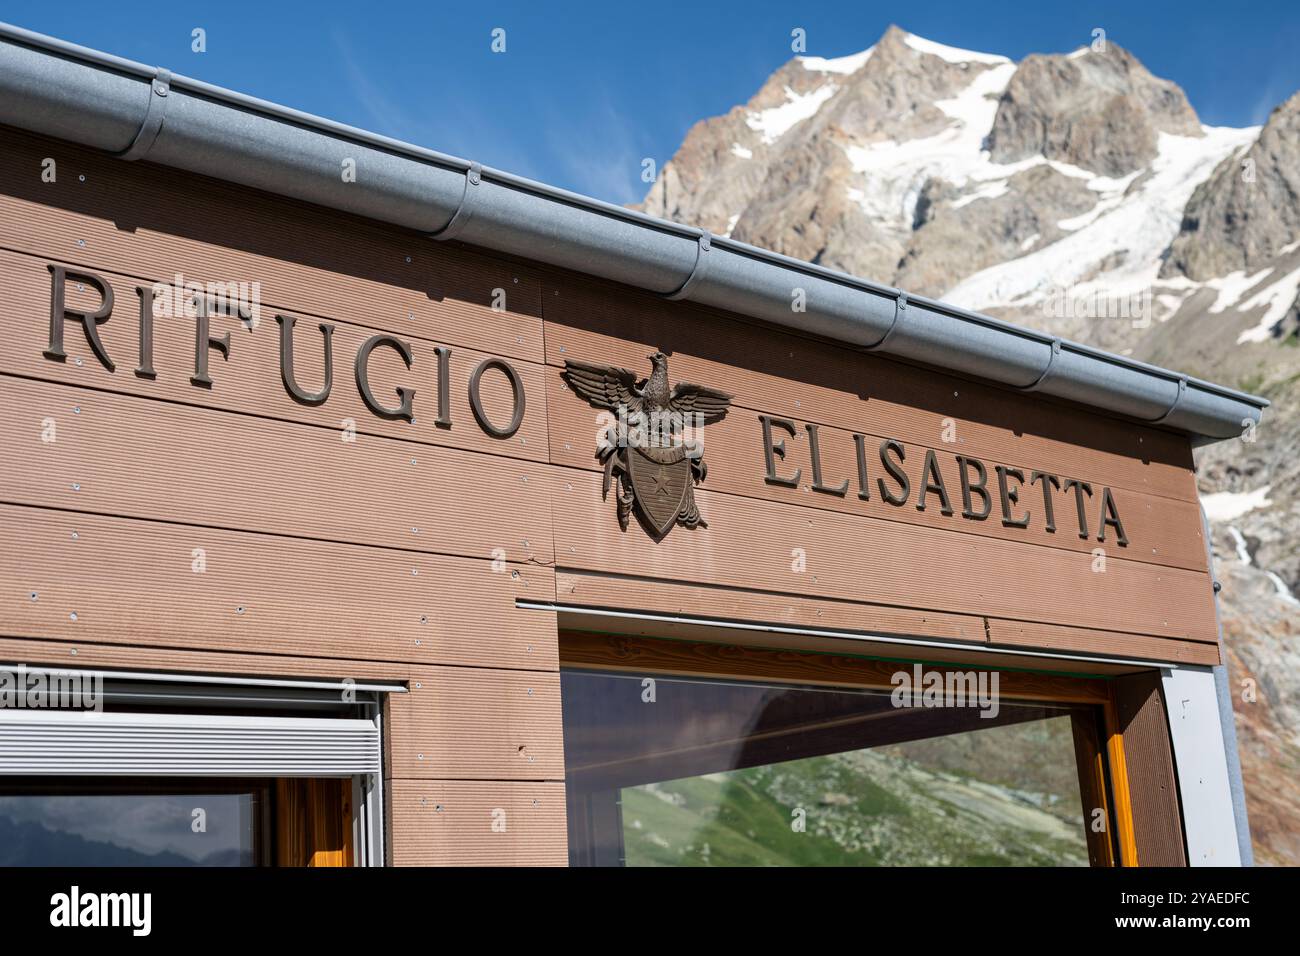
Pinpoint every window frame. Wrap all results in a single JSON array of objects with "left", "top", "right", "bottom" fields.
[
  {"left": 0, "top": 776, "right": 274, "bottom": 866},
  {"left": 559, "top": 630, "right": 1142, "bottom": 867}
]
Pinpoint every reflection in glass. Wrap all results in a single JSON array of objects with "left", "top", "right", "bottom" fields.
[
  {"left": 0, "top": 791, "right": 261, "bottom": 866},
  {"left": 562, "top": 669, "right": 1095, "bottom": 866}
]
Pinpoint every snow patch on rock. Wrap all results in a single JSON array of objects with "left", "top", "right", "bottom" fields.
[
  {"left": 1236, "top": 265, "right": 1300, "bottom": 344},
  {"left": 903, "top": 33, "right": 1011, "bottom": 66},
  {"left": 1201, "top": 486, "right": 1273, "bottom": 522},
  {"left": 747, "top": 84, "right": 838, "bottom": 145},
  {"left": 842, "top": 62, "right": 1017, "bottom": 224},
  {"left": 945, "top": 126, "right": 1259, "bottom": 310},
  {"left": 1228, "top": 526, "right": 1253, "bottom": 564},
  {"left": 799, "top": 47, "right": 874, "bottom": 75}
]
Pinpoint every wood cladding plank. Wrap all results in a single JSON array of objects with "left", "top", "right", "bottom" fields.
[
  {"left": 387, "top": 667, "right": 564, "bottom": 780},
  {"left": 0, "top": 375, "right": 554, "bottom": 566},
  {"left": 386, "top": 779, "right": 567, "bottom": 866},
  {"left": 1113, "top": 673, "right": 1188, "bottom": 866},
  {"left": 0, "top": 504, "right": 558, "bottom": 671},
  {"left": 556, "top": 570, "right": 985, "bottom": 643},
  {"left": 547, "top": 369, "right": 1206, "bottom": 572},
  {"left": 987, "top": 619, "right": 1220, "bottom": 665},
  {"left": 0, "top": 129, "right": 542, "bottom": 362},
  {"left": 556, "top": 570, "right": 1213, "bottom": 667},
  {"left": 551, "top": 469, "right": 1219, "bottom": 642},
  {"left": 542, "top": 276, "right": 1200, "bottom": 503},
  {"left": 0, "top": 634, "right": 416, "bottom": 682},
  {"left": 0, "top": 250, "right": 548, "bottom": 464},
  {"left": 559, "top": 631, "right": 1112, "bottom": 705}
]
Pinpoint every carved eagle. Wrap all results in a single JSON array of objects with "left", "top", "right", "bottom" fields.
[{"left": 562, "top": 350, "right": 732, "bottom": 422}]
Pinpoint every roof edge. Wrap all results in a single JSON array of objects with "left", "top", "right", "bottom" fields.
[{"left": 0, "top": 21, "right": 1268, "bottom": 445}]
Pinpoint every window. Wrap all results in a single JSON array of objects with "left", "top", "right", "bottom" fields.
[
  {"left": 561, "top": 635, "right": 1121, "bottom": 867},
  {"left": 0, "top": 668, "right": 396, "bottom": 865},
  {"left": 0, "top": 779, "right": 269, "bottom": 866}
]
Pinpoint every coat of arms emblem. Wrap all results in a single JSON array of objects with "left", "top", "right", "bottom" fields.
[{"left": 563, "top": 351, "right": 733, "bottom": 538}]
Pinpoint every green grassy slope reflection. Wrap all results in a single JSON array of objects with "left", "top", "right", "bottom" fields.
[{"left": 621, "top": 721, "right": 1089, "bottom": 867}]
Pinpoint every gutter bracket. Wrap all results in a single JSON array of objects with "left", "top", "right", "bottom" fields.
[
  {"left": 115, "top": 68, "right": 170, "bottom": 162},
  {"left": 428, "top": 162, "right": 482, "bottom": 241},
  {"left": 1150, "top": 376, "right": 1188, "bottom": 425},
  {"left": 863, "top": 291, "right": 907, "bottom": 351},
  {"left": 663, "top": 231, "right": 711, "bottom": 300},
  {"left": 1023, "top": 338, "right": 1063, "bottom": 392}
]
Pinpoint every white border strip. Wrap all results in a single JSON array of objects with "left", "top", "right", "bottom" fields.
[{"left": 1162, "top": 666, "right": 1242, "bottom": 865}]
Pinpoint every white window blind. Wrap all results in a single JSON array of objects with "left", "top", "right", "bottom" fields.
[{"left": 0, "top": 709, "right": 381, "bottom": 776}]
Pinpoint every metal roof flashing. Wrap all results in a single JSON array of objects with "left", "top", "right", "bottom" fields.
[{"left": 0, "top": 21, "right": 1268, "bottom": 445}]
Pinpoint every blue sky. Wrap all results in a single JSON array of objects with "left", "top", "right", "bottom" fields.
[{"left": 4, "top": 1, "right": 1298, "bottom": 204}]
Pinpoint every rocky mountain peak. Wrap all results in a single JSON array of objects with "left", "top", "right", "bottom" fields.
[
  {"left": 638, "top": 26, "right": 1300, "bottom": 864},
  {"left": 810, "top": 26, "right": 1012, "bottom": 146},
  {"left": 986, "top": 42, "right": 1203, "bottom": 177},
  {"left": 1163, "top": 90, "right": 1300, "bottom": 280}
]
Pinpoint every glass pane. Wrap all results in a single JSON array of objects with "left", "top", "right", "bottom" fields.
[
  {"left": 0, "top": 792, "right": 260, "bottom": 866},
  {"left": 562, "top": 669, "right": 1094, "bottom": 866}
]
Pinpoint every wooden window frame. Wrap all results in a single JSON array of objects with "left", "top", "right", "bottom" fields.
[
  {"left": 558, "top": 630, "right": 1177, "bottom": 867},
  {"left": 275, "top": 777, "right": 355, "bottom": 867},
  {"left": 0, "top": 775, "right": 360, "bottom": 867}
]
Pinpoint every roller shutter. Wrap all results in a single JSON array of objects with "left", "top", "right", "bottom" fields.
[{"left": 0, "top": 709, "right": 381, "bottom": 776}]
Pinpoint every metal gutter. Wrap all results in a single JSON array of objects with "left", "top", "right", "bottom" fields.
[{"left": 0, "top": 21, "right": 1268, "bottom": 443}]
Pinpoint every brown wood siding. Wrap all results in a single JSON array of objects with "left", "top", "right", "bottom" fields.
[
  {"left": 0, "top": 250, "right": 550, "bottom": 465},
  {"left": 987, "top": 619, "right": 1219, "bottom": 666},
  {"left": 1, "top": 504, "right": 556, "bottom": 671},
  {"left": 558, "top": 570, "right": 1221, "bottom": 667},
  {"left": 551, "top": 470, "right": 1218, "bottom": 642},
  {"left": 546, "top": 368, "right": 1207, "bottom": 570},
  {"left": 542, "top": 276, "right": 1199, "bottom": 502},
  {"left": 1113, "top": 673, "right": 1188, "bottom": 866},
  {"left": 0, "top": 128, "right": 566, "bottom": 864},
  {"left": 0, "top": 635, "right": 418, "bottom": 682},
  {"left": 558, "top": 569, "right": 986, "bottom": 643},
  {"left": 0, "top": 375, "right": 554, "bottom": 567},
  {"left": 386, "top": 780, "right": 567, "bottom": 866},
  {"left": 387, "top": 667, "right": 564, "bottom": 779},
  {"left": 0, "top": 130, "right": 544, "bottom": 363},
  {"left": 0, "top": 126, "right": 1224, "bottom": 866}
]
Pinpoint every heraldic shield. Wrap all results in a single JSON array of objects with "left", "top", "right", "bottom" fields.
[
  {"left": 562, "top": 350, "right": 733, "bottom": 539},
  {"left": 626, "top": 443, "right": 693, "bottom": 537}
]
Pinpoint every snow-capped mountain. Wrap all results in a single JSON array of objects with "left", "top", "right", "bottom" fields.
[{"left": 639, "top": 24, "right": 1300, "bottom": 865}]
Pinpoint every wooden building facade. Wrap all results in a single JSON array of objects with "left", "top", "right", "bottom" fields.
[{"left": 0, "top": 24, "right": 1261, "bottom": 867}]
